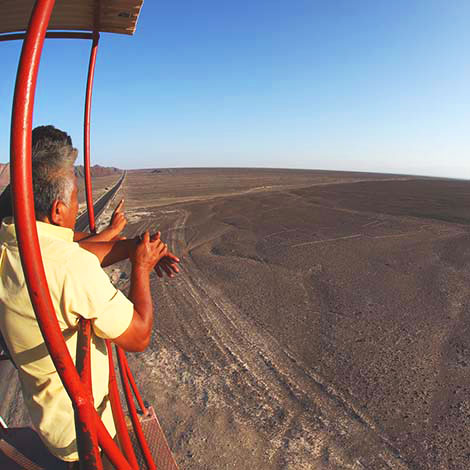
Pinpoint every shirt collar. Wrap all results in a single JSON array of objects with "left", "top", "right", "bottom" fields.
[{"left": 0, "top": 217, "right": 74, "bottom": 245}]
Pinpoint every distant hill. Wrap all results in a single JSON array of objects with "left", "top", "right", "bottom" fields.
[
  {"left": 0, "top": 163, "right": 120, "bottom": 187},
  {"left": 74, "top": 164, "right": 121, "bottom": 178},
  {"left": 0, "top": 163, "right": 10, "bottom": 187}
]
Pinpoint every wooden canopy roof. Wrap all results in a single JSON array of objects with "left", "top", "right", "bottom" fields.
[{"left": 0, "top": 0, "right": 144, "bottom": 36}]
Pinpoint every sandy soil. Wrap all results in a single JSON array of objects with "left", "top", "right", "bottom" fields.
[
  {"left": 102, "top": 169, "right": 470, "bottom": 470},
  {"left": 3, "top": 168, "right": 470, "bottom": 470}
]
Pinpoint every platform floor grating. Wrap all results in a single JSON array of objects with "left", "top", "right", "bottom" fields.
[{"left": 128, "top": 407, "right": 179, "bottom": 470}]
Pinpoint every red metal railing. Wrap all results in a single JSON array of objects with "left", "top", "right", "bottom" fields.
[
  {"left": 10, "top": 1, "right": 105, "bottom": 468},
  {"left": 76, "top": 319, "right": 93, "bottom": 395},
  {"left": 8, "top": 1, "right": 159, "bottom": 468},
  {"left": 0, "top": 32, "right": 95, "bottom": 42},
  {"left": 79, "top": 18, "right": 156, "bottom": 470},
  {"left": 117, "top": 348, "right": 157, "bottom": 470},
  {"left": 106, "top": 342, "right": 139, "bottom": 469},
  {"left": 83, "top": 32, "right": 99, "bottom": 234},
  {"left": 125, "top": 357, "right": 147, "bottom": 414},
  {"left": 79, "top": 15, "right": 159, "bottom": 470},
  {"left": 8, "top": 1, "right": 152, "bottom": 468}
]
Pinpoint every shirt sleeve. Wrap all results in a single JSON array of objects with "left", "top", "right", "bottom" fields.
[{"left": 62, "top": 248, "right": 134, "bottom": 339}]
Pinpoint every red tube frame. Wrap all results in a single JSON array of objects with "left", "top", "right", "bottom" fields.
[
  {"left": 106, "top": 341, "right": 139, "bottom": 470},
  {"left": 117, "top": 348, "right": 157, "bottom": 470},
  {"left": 9, "top": 2, "right": 131, "bottom": 469},
  {"left": 76, "top": 319, "right": 93, "bottom": 395},
  {"left": 9, "top": 1, "right": 103, "bottom": 468},
  {"left": 80, "top": 18, "right": 158, "bottom": 469},
  {"left": 8, "top": 2, "right": 158, "bottom": 468},
  {"left": 125, "top": 359, "right": 147, "bottom": 414},
  {"left": 83, "top": 32, "right": 99, "bottom": 233},
  {"left": 0, "top": 31, "right": 95, "bottom": 42},
  {"left": 80, "top": 23, "right": 158, "bottom": 467},
  {"left": 80, "top": 28, "right": 146, "bottom": 467}
]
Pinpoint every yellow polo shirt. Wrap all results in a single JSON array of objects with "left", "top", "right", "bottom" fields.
[{"left": 0, "top": 218, "right": 134, "bottom": 461}]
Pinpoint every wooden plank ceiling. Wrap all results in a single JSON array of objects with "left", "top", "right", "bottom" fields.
[{"left": 0, "top": 0, "right": 144, "bottom": 35}]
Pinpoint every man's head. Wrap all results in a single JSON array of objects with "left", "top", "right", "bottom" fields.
[
  {"left": 32, "top": 135, "right": 78, "bottom": 228},
  {"left": 0, "top": 126, "right": 78, "bottom": 228},
  {"left": 32, "top": 125, "right": 73, "bottom": 151}
]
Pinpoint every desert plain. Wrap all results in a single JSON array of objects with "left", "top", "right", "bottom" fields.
[{"left": 2, "top": 168, "right": 470, "bottom": 470}]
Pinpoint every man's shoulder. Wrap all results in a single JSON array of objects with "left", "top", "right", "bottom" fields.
[{"left": 41, "top": 237, "right": 100, "bottom": 272}]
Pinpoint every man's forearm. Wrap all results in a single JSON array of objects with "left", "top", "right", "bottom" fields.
[
  {"left": 74, "top": 231, "right": 91, "bottom": 242},
  {"left": 79, "top": 238, "right": 137, "bottom": 267},
  {"left": 74, "top": 226, "right": 120, "bottom": 243},
  {"left": 112, "top": 233, "right": 167, "bottom": 352},
  {"left": 128, "top": 265, "right": 154, "bottom": 345}
]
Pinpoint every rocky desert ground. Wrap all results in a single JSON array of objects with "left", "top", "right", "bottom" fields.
[{"left": 3, "top": 168, "right": 470, "bottom": 470}]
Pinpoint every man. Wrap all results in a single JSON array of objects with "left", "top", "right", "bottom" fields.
[
  {"left": 0, "top": 130, "right": 173, "bottom": 464},
  {"left": 0, "top": 125, "right": 125, "bottom": 241},
  {"left": 0, "top": 125, "right": 179, "bottom": 275}
]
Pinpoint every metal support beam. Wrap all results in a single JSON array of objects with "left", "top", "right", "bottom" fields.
[
  {"left": 107, "top": 342, "right": 139, "bottom": 470},
  {"left": 9, "top": 2, "right": 104, "bottom": 468},
  {"left": 117, "top": 348, "right": 157, "bottom": 470},
  {"left": 83, "top": 32, "right": 100, "bottom": 233},
  {"left": 7, "top": 2, "right": 154, "bottom": 469},
  {"left": 76, "top": 319, "right": 93, "bottom": 395},
  {"left": 125, "top": 357, "right": 148, "bottom": 414},
  {"left": 0, "top": 31, "right": 95, "bottom": 42}
]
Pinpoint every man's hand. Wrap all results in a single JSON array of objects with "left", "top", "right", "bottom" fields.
[
  {"left": 150, "top": 232, "right": 180, "bottom": 278},
  {"left": 155, "top": 252, "right": 180, "bottom": 278},
  {"left": 131, "top": 231, "right": 168, "bottom": 272},
  {"left": 108, "top": 199, "right": 127, "bottom": 239},
  {"left": 76, "top": 200, "right": 127, "bottom": 244}
]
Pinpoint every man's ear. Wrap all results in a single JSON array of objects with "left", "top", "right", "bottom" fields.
[{"left": 49, "top": 199, "right": 66, "bottom": 226}]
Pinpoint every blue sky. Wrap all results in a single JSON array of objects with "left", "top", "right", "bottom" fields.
[{"left": 1, "top": 1, "right": 470, "bottom": 178}]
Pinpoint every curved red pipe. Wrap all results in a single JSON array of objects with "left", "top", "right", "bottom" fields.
[
  {"left": 106, "top": 341, "right": 139, "bottom": 470},
  {"left": 83, "top": 32, "right": 99, "bottom": 233},
  {"left": 125, "top": 357, "right": 147, "bottom": 414},
  {"left": 117, "top": 348, "right": 157, "bottom": 470},
  {"left": 0, "top": 32, "right": 95, "bottom": 42},
  {"left": 76, "top": 319, "right": 93, "bottom": 395},
  {"left": 9, "top": 2, "right": 131, "bottom": 468},
  {"left": 81, "top": 28, "right": 157, "bottom": 467},
  {"left": 9, "top": 1, "right": 103, "bottom": 468},
  {"left": 9, "top": 2, "right": 155, "bottom": 468}
]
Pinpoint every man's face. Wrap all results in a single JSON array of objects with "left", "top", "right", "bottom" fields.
[{"left": 62, "top": 177, "right": 79, "bottom": 230}]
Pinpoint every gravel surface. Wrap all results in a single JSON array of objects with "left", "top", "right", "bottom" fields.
[{"left": 3, "top": 169, "right": 470, "bottom": 470}]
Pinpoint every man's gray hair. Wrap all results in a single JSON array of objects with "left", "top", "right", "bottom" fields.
[{"left": 32, "top": 139, "right": 78, "bottom": 219}]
